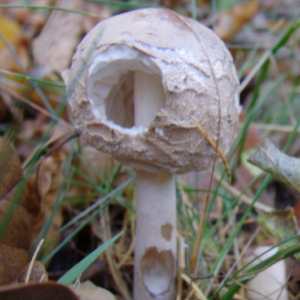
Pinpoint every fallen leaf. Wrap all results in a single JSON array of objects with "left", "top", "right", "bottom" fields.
[
  {"left": 81, "top": 2, "right": 111, "bottom": 33},
  {"left": 0, "top": 137, "right": 31, "bottom": 285},
  {"left": 27, "top": 152, "right": 65, "bottom": 261},
  {"left": 71, "top": 280, "right": 115, "bottom": 300},
  {"left": 14, "top": 114, "right": 49, "bottom": 162},
  {"left": 0, "top": 282, "right": 80, "bottom": 300},
  {"left": 163, "top": 0, "right": 182, "bottom": 10},
  {"left": 0, "top": 15, "right": 29, "bottom": 72},
  {"left": 2, "top": 0, "right": 51, "bottom": 36},
  {"left": 248, "top": 139, "right": 300, "bottom": 193},
  {"left": 0, "top": 15, "right": 20, "bottom": 49},
  {"left": 32, "top": 0, "right": 85, "bottom": 71},
  {"left": 17, "top": 261, "right": 48, "bottom": 283},
  {"left": 257, "top": 208, "right": 300, "bottom": 259},
  {"left": 215, "top": 0, "right": 260, "bottom": 41}
]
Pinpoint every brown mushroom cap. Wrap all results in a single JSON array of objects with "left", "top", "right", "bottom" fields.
[{"left": 64, "top": 8, "right": 240, "bottom": 174}]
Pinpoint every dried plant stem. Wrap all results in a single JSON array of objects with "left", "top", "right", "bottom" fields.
[
  {"left": 100, "top": 207, "right": 132, "bottom": 300},
  {"left": 21, "top": 130, "right": 78, "bottom": 169},
  {"left": 117, "top": 210, "right": 129, "bottom": 255},
  {"left": 190, "top": 193, "right": 209, "bottom": 272},
  {"left": 25, "top": 239, "right": 44, "bottom": 283},
  {"left": 213, "top": 173, "right": 274, "bottom": 212},
  {"left": 250, "top": 122, "right": 300, "bottom": 133},
  {"left": 0, "top": 84, "right": 72, "bottom": 129},
  {"left": 117, "top": 238, "right": 135, "bottom": 269},
  {"left": 217, "top": 228, "right": 260, "bottom": 290},
  {"left": 191, "top": 117, "right": 231, "bottom": 184},
  {"left": 184, "top": 288, "right": 195, "bottom": 300},
  {"left": 176, "top": 232, "right": 186, "bottom": 300},
  {"left": 181, "top": 273, "right": 207, "bottom": 300}
]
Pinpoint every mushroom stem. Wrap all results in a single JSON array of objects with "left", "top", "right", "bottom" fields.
[
  {"left": 133, "top": 71, "right": 176, "bottom": 300},
  {"left": 134, "top": 170, "right": 176, "bottom": 300}
]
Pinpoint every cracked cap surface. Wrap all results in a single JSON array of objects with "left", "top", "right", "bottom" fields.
[{"left": 64, "top": 8, "right": 240, "bottom": 174}]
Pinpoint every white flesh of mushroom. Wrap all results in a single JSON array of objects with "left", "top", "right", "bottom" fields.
[
  {"left": 87, "top": 44, "right": 163, "bottom": 135},
  {"left": 88, "top": 45, "right": 177, "bottom": 300},
  {"left": 134, "top": 71, "right": 176, "bottom": 299}
]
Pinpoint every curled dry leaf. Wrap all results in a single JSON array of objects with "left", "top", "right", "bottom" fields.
[
  {"left": 71, "top": 280, "right": 115, "bottom": 300},
  {"left": 0, "top": 137, "right": 31, "bottom": 285},
  {"left": 27, "top": 151, "right": 65, "bottom": 260},
  {"left": 215, "top": 0, "right": 260, "bottom": 41},
  {"left": 32, "top": 0, "right": 85, "bottom": 71},
  {"left": 248, "top": 138, "right": 300, "bottom": 193},
  {"left": 0, "top": 282, "right": 80, "bottom": 300}
]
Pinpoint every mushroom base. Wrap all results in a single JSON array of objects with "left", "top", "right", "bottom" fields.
[{"left": 134, "top": 170, "right": 176, "bottom": 300}]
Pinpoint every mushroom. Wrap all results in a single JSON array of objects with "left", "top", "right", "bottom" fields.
[{"left": 63, "top": 8, "right": 240, "bottom": 300}]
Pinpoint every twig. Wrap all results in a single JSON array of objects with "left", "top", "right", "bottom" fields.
[
  {"left": 213, "top": 173, "right": 274, "bottom": 212},
  {"left": 0, "top": 84, "right": 72, "bottom": 129},
  {"left": 181, "top": 273, "right": 207, "bottom": 300},
  {"left": 249, "top": 122, "right": 300, "bottom": 133}
]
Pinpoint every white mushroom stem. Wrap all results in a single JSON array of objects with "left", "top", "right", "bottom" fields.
[{"left": 133, "top": 71, "right": 177, "bottom": 300}]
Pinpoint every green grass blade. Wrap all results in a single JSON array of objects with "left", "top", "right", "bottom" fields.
[
  {"left": 220, "top": 237, "right": 300, "bottom": 300},
  {"left": 58, "top": 231, "right": 123, "bottom": 285},
  {"left": 42, "top": 202, "right": 104, "bottom": 264},
  {"left": 238, "top": 18, "right": 300, "bottom": 162},
  {"left": 59, "top": 177, "right": 134, "bottom": 233}
]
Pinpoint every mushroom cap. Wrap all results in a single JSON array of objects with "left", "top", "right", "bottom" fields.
[{"left": 64, "top": 8, "right": 240, "bottom": 174}]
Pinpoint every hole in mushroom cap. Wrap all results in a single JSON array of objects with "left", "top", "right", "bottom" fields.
[
  {"left": 140, "top": 247, "right": 174, "bottom": 296},
  {"left": 87, "top": 44, "right": 166, "bottom": 132}
]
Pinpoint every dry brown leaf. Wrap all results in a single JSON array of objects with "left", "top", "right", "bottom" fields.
[
  {"left": 32, "top": 0, "right": 85, "bottom": 71},
  {"left": 0, "top": 98, "right": 8, "bottom": 121},
  {"left": 82, "top": 2, "right": 111, "bottom": 32},
  {"left": 215, "top": 0, "right": 260, "bottom": 41},
  {"left": 99, "top": 207, "right": 132, "bottom": 300},
  {"left": 71, "top": 281, "right": 116, "bottom": 300},
  {"left": 0, "top": 15, "right": 29, "bottom": 72},
  {"left": 163, "top": 0, "right": 182, "bottom": 10},
  {"left": 27, "top": 151, "right": 65, "bottom": 260},
  {"left": 1, "top": 0, "right": 52, "bottom": 35},
  {"left": 15, "top": 114, "right": 49, "bottom": 162},
  {"left": 0, "top": 15, "right": 20, "bottom": 48},
  {"left": 17, "top": 261, "right": 48, "bottom": 283},
  {"left": 0, "top": 282, "right": 80, "bottom": 300},
  {"left": 0, "top": 137, "right": 31, "bottom": 285}
]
